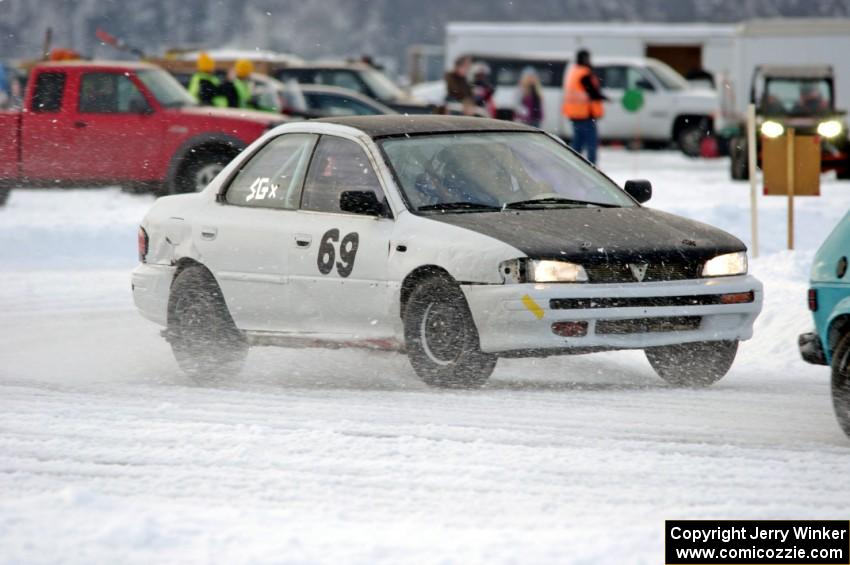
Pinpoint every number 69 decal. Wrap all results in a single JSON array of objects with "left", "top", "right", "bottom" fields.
[{"left": 317, "top": 228, "right": 360, "bottom": 277}]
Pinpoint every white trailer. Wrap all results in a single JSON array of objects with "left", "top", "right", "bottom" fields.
[
  {"left": 731, "top": 19, "right": 850, "bottom": 116},
  {"left": 446, "top": 21, "right": 735, "bottom": 81},
  {"left": 445, "top": 19, "right": 850, "bottom": 118}
]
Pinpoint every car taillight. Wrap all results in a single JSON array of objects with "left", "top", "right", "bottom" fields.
[
  {"left": 808, "top": 288, "right": 818, "bottom": 312},
  {"left": 138, "top": 226, "right": 149, "bottom": 263}
]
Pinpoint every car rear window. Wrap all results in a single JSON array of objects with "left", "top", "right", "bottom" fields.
[
  {"left": 225, "top": 133, "right": 318, "bottom": 210},
  {"left": 31, "top": 71, "right": 66, "bottom": 112}
]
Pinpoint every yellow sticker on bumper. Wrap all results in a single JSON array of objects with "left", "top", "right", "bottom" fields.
[{"left": 521, "top": 294, "right": 544, "bottom": 320}]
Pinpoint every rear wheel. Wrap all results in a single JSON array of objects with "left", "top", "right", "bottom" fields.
[
  {"left": 830, "top": 333, "right": 850, "bottom": 438},
  {"left": 172, "top": 148, "right": 236, "bottom": 194},
  {"left": 645, "top": 340, "right": 738, "bottom": 387},
  {"left": 404, "top": 275, "right": 496, "bottom": 388},
  {"left": 677, "top": 124, "right": 706, "bottom": 157},
  {"left": 167, "top": 265, "right": 247, "bottom": 381},
  {"left": 0, "top": 186, "right": 10, "bottom": 207}
]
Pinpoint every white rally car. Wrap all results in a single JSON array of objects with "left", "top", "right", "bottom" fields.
[{"left": 132, "top": 115, "right": 763, "bottom": 388}]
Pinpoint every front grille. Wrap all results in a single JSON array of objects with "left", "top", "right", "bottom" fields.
[
  {"left": 595, "top": 316, "right": 701, "bottom": 335},
  {"left": 550, "top": 292, "right": 754, "bottom": 310},
  {"left": 584, "top": 260, "right": 701, "bottom": 283}
]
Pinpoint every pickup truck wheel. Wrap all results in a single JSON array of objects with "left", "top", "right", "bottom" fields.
[
  {"left": 404, "top": 276, "right": 496, "bottom": 389},
  {"left": 645, "top": 340, "right": 738, "bottom": 387},
  {"left": 167, "top": 265, "right": 247, "bottom": 381},
  {"left": 174, "top": 150, "right": 233, "bottom": 194},
  {"left": 729, "top": 136, "right": 750, "bottom": 180},
  {"left": 677, "top": 125, "right": 705, "bottom": 157},
  {"left": 0, "top": 186, "right": 10, "bottom": 207},
  {"left": 830, "top": 333, "right": 850, "bottom": 438}
]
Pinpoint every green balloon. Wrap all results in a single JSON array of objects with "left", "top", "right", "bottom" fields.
[{"left": 622, "top": 88, "right": 644, "bottom": 113}]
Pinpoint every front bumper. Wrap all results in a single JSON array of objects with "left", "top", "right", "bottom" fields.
[
  {"left": 798, "top": 331, "right": 827, "bottom": 365},
  {"left": 131, "top": 263, "right": 176, "bottom": 326},
  {"left": 462, "top": 275, "right": 763, "bottom": 354}
]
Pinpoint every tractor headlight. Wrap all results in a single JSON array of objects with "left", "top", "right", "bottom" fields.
[
  {"left": 760, "top": 121, "right": 784, "bottom": 138},
  {"left": 528, "top": 260, "right": 588, "bottom": 283},
  {"left": 702, "top": 252, "right": 748, "bottom": 277},
  {"left": 817, "top": 120, "right": 843, "bottom": 139}
]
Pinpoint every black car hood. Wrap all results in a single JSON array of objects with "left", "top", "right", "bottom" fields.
[{"left": 426, "top": 206, "right": 745, "bottom": 265}]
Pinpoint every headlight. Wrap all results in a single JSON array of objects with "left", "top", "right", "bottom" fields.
[
  {"left": 529, "top": 260, "right": 588, "bottom": 283},
  {"left": 760, "top": 121, "right": 784, "bottom": 138},
  {"left": 702, "top": 252, "right": 748, "bottom": 277},
  {"left": 817, "top": 120, "right": 843, "bottom": 139}
]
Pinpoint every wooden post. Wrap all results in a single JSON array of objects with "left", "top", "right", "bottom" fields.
[
  {"left": 746, "top": 104, "right": 759, "bottom": 258},
  {"left": 786, "top": 127, "right": 795, "bottom": 250}
]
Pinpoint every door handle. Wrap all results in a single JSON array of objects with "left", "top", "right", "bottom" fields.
[
  {"left": 200, "top": 226, "right": 218, "bottom": 240},
  {"left": 294, "top": 234, "right": 312, "bottom": 248},
  {"left": 73, "top": 121, "right": 87, "bottom": 129}
]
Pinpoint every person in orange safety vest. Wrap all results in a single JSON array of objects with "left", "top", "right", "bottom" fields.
[{"left": 562, "top": 49, "right": 607, "bottom": 164}]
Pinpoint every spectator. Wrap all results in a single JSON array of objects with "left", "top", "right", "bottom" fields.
[
  {"left": 188, "top": 52, "right": 227, "bottom": 108},
  {"left": 444, "top": 55, "right": 475, "bottom": 116},
  {"left": 471, "top": 62, "right": 496, "bottom": 117},
  {"left": 515, "top": 67, "right": 543, "bottom": 127},
  {"left": 220, "top": 59, "right": 254, "bottom": 109},
  {"left": 562, "top": 49, "right": 607, "bottom": 164}
]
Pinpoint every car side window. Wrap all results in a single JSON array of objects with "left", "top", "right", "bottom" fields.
[
  {"left": 319, "top": 70, "right": 366, "bottom": 95},
  {"left": 310, "top": 94, "right": 377, "bottom": 116},
  {"left": 596, "top": 66, "right": 626, "bottom": 90},
  {"left": 79, "top": 72, "right": 148, "bottom": 113},
  {"left": 301, "top": 136, "right": 386, "bottom": 214},
  {"left": 225, "top": 133, "right": 318, "bottom": 209},
  {"left": 31, "top": 71, "right": 66, "bottom": 112}
]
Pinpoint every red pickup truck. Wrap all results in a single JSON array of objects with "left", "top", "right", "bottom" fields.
[{"left": 0, "top": 60, "right": 284, "bottom": 205}]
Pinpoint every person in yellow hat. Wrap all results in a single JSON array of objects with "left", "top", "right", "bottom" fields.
[
  {"left": 220, "top": 59, "right": 254, "bottom": 109},
  {"left": 187, "top": 52, "right": 227, "bottom": 107}
]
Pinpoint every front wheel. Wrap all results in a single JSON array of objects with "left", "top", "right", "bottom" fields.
[
  {"left": 830, "top": 333, "right": 850, "bottom": 438},
  {"left": 167, "top": 265, "right": 247, "bottom": 381},
  {"left": 645, "top": 340, "right": 738, "bottom": 387},
  {"left": 404, "top": 275, "right": 496, "bottom": 388},
  {"left": 0, "top": 186, "right": 9, "bottom": 207}
]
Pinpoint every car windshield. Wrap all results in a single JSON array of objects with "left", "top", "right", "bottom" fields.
[
  {"left": 137, "top": 69, "right": 196, "bottom": 108},
  {"left": 379, "top": 132, "right": 635, "bottom": 213},
  {"left": 360, "top": 69, "right": 405, "bottom": 101},
  {"left": 761, "top": 78, "right": 832, "bottom": 115},
  {"left": 645, "top": 62, "right": 688, "bottom": 91}
]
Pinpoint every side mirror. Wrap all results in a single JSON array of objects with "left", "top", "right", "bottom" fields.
[
  {"left": 340, "top": 190, "right": 385, "bottom": 216},
  {"left": 624, "top": 179, "right": 652, "bottom": 203},
  {"left": 635, "top": 78, "right": 655, "bottom": 92}
]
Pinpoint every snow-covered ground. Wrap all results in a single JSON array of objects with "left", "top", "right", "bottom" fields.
[{"left": 1, "top": 149, "right": 849, "bottom": 564}]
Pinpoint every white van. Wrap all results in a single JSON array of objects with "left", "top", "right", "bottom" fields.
[
  {"left": 411, "top": 53, "right": 567, "bottom": 134},
  {"left": 412, "top": 54, "right": 721, "bottom": 156}
]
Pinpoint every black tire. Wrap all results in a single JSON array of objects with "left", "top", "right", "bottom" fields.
[
  {"left": 404, "top": 275, "right": 496, "bottom": 388},
  {"left": 0, "top": 186, "right": 9, "bottom": 207},
  {"left": 837, "top": 162, "right": 850, "bottom": 180},
  {"left": 729, "top": 136, "right": 749, "bottom": 181},
  {"left": 830, "top": 333, "right": 850, "bottom": 438},
  {"left": 167, "top": 265, "right": 247, "bottom": 381},
  {"left": 645, "top": 340, "right": 738, "bottom": 387},
  {"left": 171, "top": 149, "right": 234, "bottom": 194},
  {"left": 677, "top": 124, "right": 705, "bottom": 158}
]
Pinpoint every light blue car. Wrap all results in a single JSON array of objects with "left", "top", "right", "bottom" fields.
[{"left": 800, "top": 213, "right": 850, "bottom": 437}]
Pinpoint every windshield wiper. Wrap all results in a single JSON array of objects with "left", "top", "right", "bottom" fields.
[
  {"left": 417, "top": 202, "right": 501, "bottom": 213},
  {"left": 504, "top": 197, "right": 618, "bottom": 209}
]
